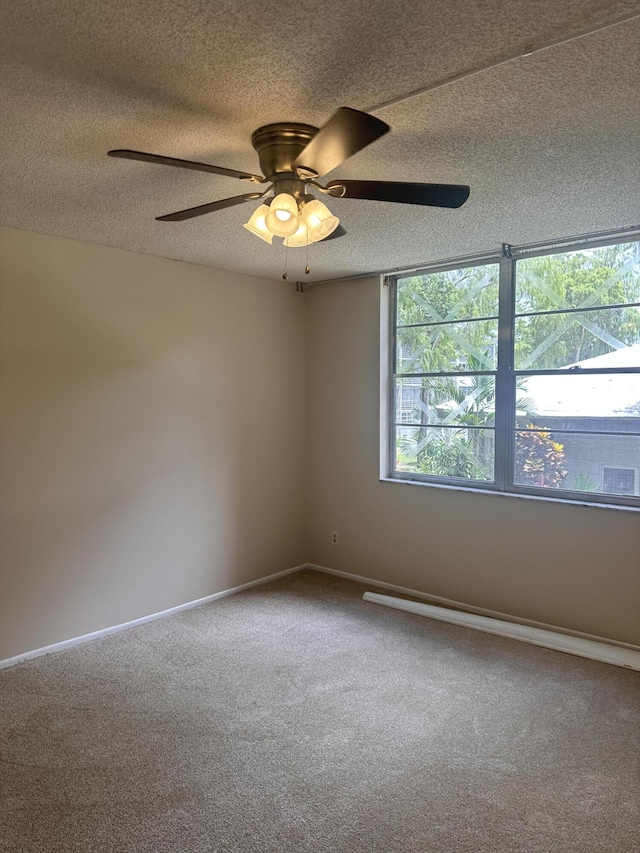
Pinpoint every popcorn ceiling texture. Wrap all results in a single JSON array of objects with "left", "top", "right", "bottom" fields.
[{"left": 1, "top": 0, "right": 639, "bottom": 281}]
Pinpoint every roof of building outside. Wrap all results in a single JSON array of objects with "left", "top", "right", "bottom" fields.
[{"left": 522, "top": 344, "right": 640, "bottom": 419}]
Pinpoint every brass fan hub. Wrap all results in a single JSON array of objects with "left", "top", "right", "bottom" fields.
[{"left": 251, "top": 122, "right": 318, "bottom": 184}]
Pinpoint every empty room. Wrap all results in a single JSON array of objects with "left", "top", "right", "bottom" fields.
[{"left": 1, "top": 1, "right": 639, "bottom": 851}]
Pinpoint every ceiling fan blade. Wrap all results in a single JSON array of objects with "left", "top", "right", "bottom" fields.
[
  {"left": 327, "top": 180, "right": 470, "bottom": 208},
  {"left": 108, "top": 149, "right": 263, "bottom": 182},
  {"left": 156, "top": 193, "right": 262, "bottom": 221},
  {"left": 293, "top": 108, "right": 389, "bottom": 179},
  {"left": 321, "top": 224, "right": 347, "bottom": 242}
]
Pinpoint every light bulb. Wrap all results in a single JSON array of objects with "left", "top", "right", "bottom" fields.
[
  {"left": 242, "top": 204, "right": 273, "bottom": 244},
  {"left": 283, "top": 220, "right": 311, "bottom": 248},
  {"left": 265, "top": 193, "right": 299, "bottom": 237},
  {"left": 301, "top": 198, "right": 339, "bottom": 242}
]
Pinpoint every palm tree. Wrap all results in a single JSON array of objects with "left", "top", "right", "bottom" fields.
[{"left": 407, "top": 354, "right": 538, "bottom": 479}]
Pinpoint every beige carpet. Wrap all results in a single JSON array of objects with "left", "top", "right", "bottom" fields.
[{"left": 1, "top": 569, "right": 639, "bottom": 853}]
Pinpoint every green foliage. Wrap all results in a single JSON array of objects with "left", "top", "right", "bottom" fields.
[
  {"left": 569, "top": 471, "right": 598, "bottom": 492},
  {"left": 395, "top": 242, "right": 640, "bottom": 484},
  {"left": 397, "top": 242, "right": 640, "bottom": 374},
  {"left": 397, "top": 265, "right": 499, "bottom": 373},
  {"left": 397, "top": 265, "right": 499, "bottom": 327},
  {"left": 417, "top": 431, "right": 477, "bottom": 479},
  {"left": 412, "top": 358, "right": 497, "bottom": 424},
  {"left": 397, "top": 358, "right": 498, "bottom": 480},
  {"left": 515, "top": 243, "right": 640, "bottom": 368},
  {"left": 514, "top": 427, "right": 567, "bottom": 488},
  {"left": 396, "top": 356, "right": 536, "bottom": 481}
]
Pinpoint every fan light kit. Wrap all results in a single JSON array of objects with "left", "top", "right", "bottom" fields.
[
  {"left": 108, "top": 107, "right": 470, "bottom": 275},
  {"left": 243, "top": 197, "right": 341, "bottom": 248}
]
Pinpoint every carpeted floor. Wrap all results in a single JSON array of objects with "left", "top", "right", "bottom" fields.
[{"left": 1, "top": 569, "right": 639, "bottom": 853}]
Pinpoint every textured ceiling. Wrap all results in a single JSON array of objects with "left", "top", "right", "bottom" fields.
[{"left": 1, "top": 0, "right": 639, "bottom": 282}]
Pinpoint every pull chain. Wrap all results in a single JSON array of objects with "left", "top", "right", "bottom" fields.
[{"left": 282, "top": 241, "right": 289, "bottom": 280}]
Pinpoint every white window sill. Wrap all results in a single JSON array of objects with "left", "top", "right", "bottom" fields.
[{"left": 380, "top": 476, "right": 640, "bottom": 513}]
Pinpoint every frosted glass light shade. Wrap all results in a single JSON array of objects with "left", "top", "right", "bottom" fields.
[
  {"left": 301, "top": 198, "right": 339, "bottom": 241},
  {"left": 283, "top": 220, "right": 311, "bottom": 248},
  {"left": 265, "top": 193, "right": 299, "bottom": 237},
  {"left": 242, "top": 204, "right": 273, "bottom": 243}
]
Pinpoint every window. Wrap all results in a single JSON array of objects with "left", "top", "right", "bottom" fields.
[
  {"left": 387, "top": 231, "right": 640, "bottom": 507},
  {"left": 603, "top": 467, "right": 636, "bottom": 496}
]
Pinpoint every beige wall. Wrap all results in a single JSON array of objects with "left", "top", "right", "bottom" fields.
[
  {"left": 0, "top": 227, "right": 307, "bottom": 660},
  {"left": 2, "top": 229, "right": 638, "bottom": 661},
  {"left": 307, "top": 277, "right": 640, "bottom": 646}
]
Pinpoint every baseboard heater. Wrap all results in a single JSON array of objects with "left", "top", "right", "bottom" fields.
[{"left": 362, "top": 592, "right": 640, "bottom": 671}]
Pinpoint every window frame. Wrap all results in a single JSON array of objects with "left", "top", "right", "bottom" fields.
[{"left": 384, "top": 227, "right": 640, "bottom": 509}]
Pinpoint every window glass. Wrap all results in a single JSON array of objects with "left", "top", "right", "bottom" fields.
[
  {"left": 397, "top": 426, "right": 495, "bottom": 481},
  {"left": 515, "top": 242, "right": 640, "bottom": 314},
  {"left": 397, "top": 265, "right": 498, "bottom": 326},
  {"left": 390, "top": 234, "right": 640, "bottom": 506},
  {"left": 396, "top": 377, "right": 496, "bottom": 427},
  {"left": 515, "top": 374, "right": 640, "bottom": 432},
  {"left": 515, "top": 307, "right": 640, "bottom": 370},
  {"left": 393, "top": 262, "right": 499, "bottom": 485},
  {"left": 514, "top": 431, "right": 640, "bottom": 496},
  {"left": 397, "top": 321, "right": 498, "bottom": 373},
  {"left": 603, "top": 467, "right": 636, "bottom": 495}
]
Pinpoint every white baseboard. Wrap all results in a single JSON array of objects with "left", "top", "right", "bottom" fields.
[
  {"left": 304, "top": 562, "right": 640, "bottom": 656},
  {"left": 0, "top": 564, "right": 305, "bottom": 671},
  {"left": 3, "top": 561, "right": 638, "bottom": 673},
  {"left": 363, "top": 592, "right": 640, "bottom": 671}
]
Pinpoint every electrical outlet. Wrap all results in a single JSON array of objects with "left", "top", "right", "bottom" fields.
[{"left": 331, "top": 530, "right": 339, "bottom": 545}]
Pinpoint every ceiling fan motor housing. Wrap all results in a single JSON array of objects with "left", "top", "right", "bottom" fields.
[{"left": 251, "top": 122, "right": 319, "bottom": 196}]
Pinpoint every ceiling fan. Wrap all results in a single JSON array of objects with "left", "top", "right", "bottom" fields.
[{"left": 108, "top": 107, "right": 470, "bottom": 249}]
